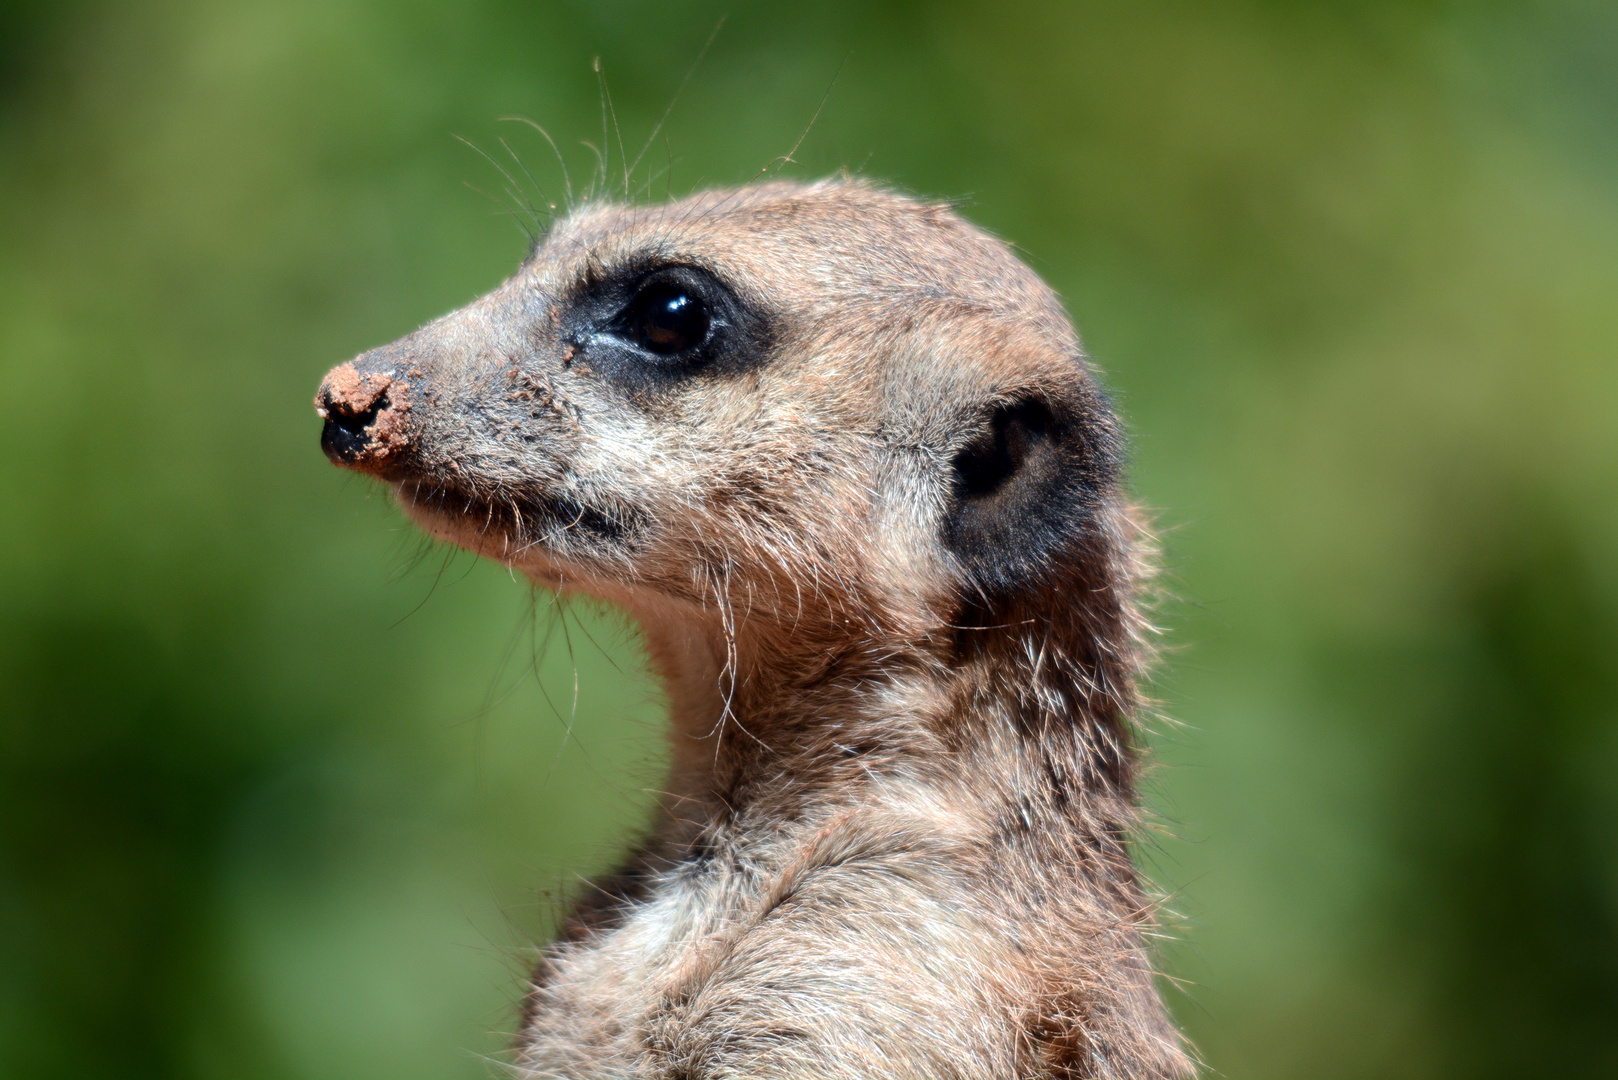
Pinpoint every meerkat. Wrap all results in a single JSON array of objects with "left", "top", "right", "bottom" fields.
[{"left": 315, "top": 179, "right": 1192, "bottom": 1079}]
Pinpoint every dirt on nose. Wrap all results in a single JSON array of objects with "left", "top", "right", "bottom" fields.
[{"left": 315, "top": 361, "right": 413, "bottom": 474}]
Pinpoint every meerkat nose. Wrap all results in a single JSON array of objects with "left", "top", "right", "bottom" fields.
[{"left": 314, "top": 359, "right": 415, "bottom": 476}]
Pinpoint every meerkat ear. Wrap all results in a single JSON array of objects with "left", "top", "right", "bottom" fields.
[{"left": 943, "top": 394, "right": 1117, "bottom": 593}]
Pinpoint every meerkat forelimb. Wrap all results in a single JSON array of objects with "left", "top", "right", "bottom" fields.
[{"left": 316, "top": 179, "right": 1193, "bottom": 1079}]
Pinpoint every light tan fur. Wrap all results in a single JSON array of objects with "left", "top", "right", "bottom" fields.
[{"left": 316, "top": 179, "right": 1192, "bottom": 1079}]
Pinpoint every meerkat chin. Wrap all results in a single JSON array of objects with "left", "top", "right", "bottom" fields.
[{"left": 316, "top": 179, "right": 1192, "bottom": 1080}]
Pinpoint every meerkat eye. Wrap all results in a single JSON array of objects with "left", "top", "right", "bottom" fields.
[
  {"left": 587, "top": 264, "right": 761, "bottom": 386},
  {"left": 625, "top": 281, "right": 711, "bottom": 355}
]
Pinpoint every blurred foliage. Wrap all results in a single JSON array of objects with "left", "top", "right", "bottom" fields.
[{"left": 1, "top": 1, "right": 1615, "bottom": 1077}]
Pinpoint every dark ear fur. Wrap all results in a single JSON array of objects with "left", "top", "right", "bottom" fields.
[{"left": 943, "top": 389, "right": 1120, "bottom": 594}]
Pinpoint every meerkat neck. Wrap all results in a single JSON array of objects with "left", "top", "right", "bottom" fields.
[{"left": 632, "top": 599, "right": 1141, "bottom": 823}]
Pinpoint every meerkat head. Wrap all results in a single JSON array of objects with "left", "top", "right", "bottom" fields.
[{"left": 316, "top": 180, "right": 1124, "bottom": 650}]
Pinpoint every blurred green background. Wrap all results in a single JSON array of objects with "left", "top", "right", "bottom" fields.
[{"left": 2, "top": 1, "right": 1615, "bottom": 1077}]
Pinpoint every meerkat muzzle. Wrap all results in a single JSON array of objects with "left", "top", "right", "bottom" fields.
[{"left": 315, "top": 360, "right": 415, "bottom": 476}]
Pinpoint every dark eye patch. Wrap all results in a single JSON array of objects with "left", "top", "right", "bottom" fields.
[{"left": 563, "top": 262, "right": 772, "bottom": 393}]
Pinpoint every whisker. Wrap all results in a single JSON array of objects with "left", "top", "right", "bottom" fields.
[
  {"left": 626, "top": 15, "right": 726, "bottom": 182},
  {"left": 757, "top": 52, "right": 847, "bottom": 184},
  {"left": 593, "top": 56, "right": 631, "bottom": 197},
  {"left": 501, "top": 117, "right": 574, "bottom": 210}
]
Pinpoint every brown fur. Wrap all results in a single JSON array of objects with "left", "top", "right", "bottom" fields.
[{"left": 316, "top": 179, "right": 1192, "bottom": 1078}]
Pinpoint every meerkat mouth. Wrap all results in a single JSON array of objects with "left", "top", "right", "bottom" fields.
[{"left": 394, "top": 477, "right": 639, "bottom": 567}]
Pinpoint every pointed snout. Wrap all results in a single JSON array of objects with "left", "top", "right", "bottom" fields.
[{"left": 314, "top": 355, "right": 415, "bottom": 477}]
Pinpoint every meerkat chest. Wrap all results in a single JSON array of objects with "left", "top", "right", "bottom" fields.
[{"left": 515, "top": 805, "right": 1029, "bottom": 1078}]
